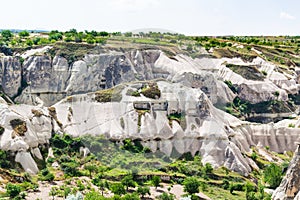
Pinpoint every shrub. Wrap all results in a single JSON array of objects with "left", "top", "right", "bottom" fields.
[
  {"left": 19, "top": 31, "right": 29, "bottom": 38},
  {"left": 183, "top": 177, "right": 200, "bottom": 194},
  {"left": 251, "top": 152, "right": 258, "bottom": 161},
  {"left": 158, "top": 192, "right": 175, "bottom": 200},
  {"left": 61, "top": 161, "right": 80, "bottom": 177},
  {"left": 137, "top": 186, "right": 150, "bottom": 198},
  {"left": 152, "top": 176, "right": 161, "bottom": 189},
  {"left": 263, "top": 163, "right": 282, "bottom": 189},
  {"left": 6, "top": 183, "right": 21, "bottom": 198},
  {"left": 121, "top": 175, "right": 136, "bottom": 191},
  {"left": 84, "top": 191, "right": 105, "bottom": 200},
  {"left": 140, "top": 83, "right": 161, "bottom": 99},
  {"left": 110, "top": 183, "right": 125, "bottom": 195}
]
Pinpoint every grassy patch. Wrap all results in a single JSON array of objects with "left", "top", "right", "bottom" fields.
[
  {"left": 140, "top": 82, "right": 161, "bottom": 99},
  {"left": 226, "top": 63, "right": 265, "bottom": 81},
  {"left": 47, "top": 42, "right": 97, "bottom": 65},
  {"left": 94, "top": 85, "right": 124, "bottom": 102}
]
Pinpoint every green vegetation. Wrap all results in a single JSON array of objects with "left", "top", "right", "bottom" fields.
[
  {"left": 183, "top": 177, "right": 200, "bottom": 194},
  {"left": 1, "top": 29, "right": 299, "bottom": 199},
  {"left": 140, "top": 82, "right": 161, "bottom": 99},
  {"left": 0, "top": 132, "right": 291, "bottom": 200},
  {"left": 151, "top": 175, "right": 161, "bottom": 188},
  {"left": 226, "top": 63, "right": 265, "bottom": 81},
  {"left": 263, "top": 163, "right": 282, "bottom": 189},
  {"left": 6, "top": 183, "right": 21, "bottom": 198},
  {"left": 94, "top": 85, "right": 124, "bottom": 102},
  {"left": 225, "top": 97, "right": 296, "bottom": 121}
]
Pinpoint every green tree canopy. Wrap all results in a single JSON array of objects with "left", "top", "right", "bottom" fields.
[
  {"left": 1, "top": 30, "right": 13, "bottom": 41},
  {"left": 152, "top": 176, "right": 161, "bottom": 189},
  {"left": 19, "top": 30, "right": 29, "bottom": 37},
  {"left": 183, "top": 177, "right": 200, "bottom": 195},
  {"left": 6, "top": 183, "right": 21, "bottom": 198},
  {"left": 110, "top": 183, "right": 125, "bottom": 196},
  {"left": 121, "top": 175, "right": 136, "bottom": 191},
  {"left": 137, "top": 186, "right": 150, "bottom": 198},
  {"left": 263, "top": 163, "right": 282, "bottom": 189}
]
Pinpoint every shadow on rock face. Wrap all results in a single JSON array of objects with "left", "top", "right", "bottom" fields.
[
  {"left": 9, "top": 119, "right": 27, "bottom": 137},
  {"left": 0, "top": 126, "right": 4, "bottom": 135}
]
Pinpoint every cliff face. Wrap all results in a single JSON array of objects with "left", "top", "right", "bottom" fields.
[
  {"left": 272, "top": 146, "right": 300, "bottom": 200},
  {"left": 0, "top": 45, "right": 300, "bottom": 175},
  {"left": 3, "top": 47, "right": 296, "bottom": 107},
  {"left": 0, "top": 56, "right": 22, "bottom": 97}
]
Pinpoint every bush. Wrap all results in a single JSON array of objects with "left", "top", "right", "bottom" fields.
[
  {"left": 110, "top": 183, "right": 125, "bottom": 195},
  {"left": 140, "top": 83, "right": 161, "bottom": 99},
  {"left": 121, "top": 175, "right": 136, "bottom": 191},
  {"left": 137, "top": 186, "right": 150, "bottom": 198},
  {"left": 183, "top": 177, "right": 200, "bottom": 195},
  {"left": 152, "top": 176, "right": 161, "bottom": 188},
  {"left": 263, "top": 163, "right": 282, "bottom": 189},
  {"left": 61, "top": 161, "right": 80, "bottom": 177},
  {"left": 0, "top": 149, "right": 11, "bottom": 168},
  {"left": 158, "top": 192, "right": 174, "bottom": 200},
  {"left": 19, "top": 31, "right": 29, "bottom": 38},
  {"left": 84, "top": 191, "right": 105, "bottom": 200},
  {"left": 6, "top": 183, "right": 21, "bottom": 198}
]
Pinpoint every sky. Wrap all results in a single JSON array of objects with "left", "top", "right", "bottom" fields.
[{"left": 1, "top": 0, "right": 300, "bottom": 36}]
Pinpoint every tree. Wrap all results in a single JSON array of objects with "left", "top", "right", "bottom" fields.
[
  {"left": 84, "top": 191, "right": 104, "bottom": 200},
  {"left": 84, "top": 164, "right": 98, "bottom": 178},
  {"left": 183, "top": 177, "right": 200, "bottom": 195},
  {"left": 86, "top": 36, "right": 95, "bottom": 44},
  {"left": 0, "top": 150, "right": 11, "bottom": 168},
  {"left": 121, "top": 175, "right": 136, "bottom": 191},
  {"left": 110, "top": 183, "right": 125, "bottom": 195},
  {"left": 263, "top": 163, "right": 282, "bottom": 189},
  {"left": 61, "top": 161, "right": 79, "bottom": 176},
  {"left": 1, "top": 30, "right": 13, "bottom": 41},
  {"left": 49, "top": 186, "right": 59, "bottom": 200},
  {"left": 152, "top": 176, "right": 161, "bottom": 189},
  {"left": 245, "top": 182, "right": 257, "bottom": 200},
  {"left": 63, "top": 186, "right": 71, "bottom": 198},
  {"left": 98, "top": 180, "right": 109, "bottom": 196},
  {"left": 158, "top": 192, "right": 174, "bottom": 200},
  {"left": 99, "top": 31, "right": 109, "bottom": 37},
  {"left": 19, "top": 30, "right": 29, "bottom": 38},
  {"left": 26, "top": 39, "right": 33, "bottom": 47},
  {"left": 137, "top": 186, "right": 150, "bottom": 198},
  {"left": 203, "top": 163, "right": 213, "bottom": 174},
  {"left": 122, "top": 193, "right": 140, "bottom": 200},
  {"left": 6, "top": 183, "right": 21, "bottom": 198},
  {"left": 124, "top": 32, "right": 132, "bottom": 37}
]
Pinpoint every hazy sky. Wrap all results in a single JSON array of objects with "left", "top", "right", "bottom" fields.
[{"left": 1, "top": 0, "right": 300, "bottom": 35}]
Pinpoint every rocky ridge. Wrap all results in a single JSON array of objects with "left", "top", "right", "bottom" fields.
[{"left": 0, "top": 44, "right": 300, "bottom": 176}]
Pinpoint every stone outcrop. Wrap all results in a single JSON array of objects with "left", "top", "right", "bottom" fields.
[
  {"left": 51, "top": 80, "right": 300, "bottom": 175},
  {"left": 1, "top": 46, "right": 298, "bottom": 109},
  {"left": 0, "top": 104, "right": 52, "bottom": 174},
  {"left": 1, "top": 45, "right": 300, "bottom": 175},
  {"left": 272, "top": 145, "right": 300, "bottom": 200}
]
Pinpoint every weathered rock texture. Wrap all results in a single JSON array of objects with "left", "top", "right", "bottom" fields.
[
  {"left": 1, "top": 47, "right": 298, "bottom": 108},
  {"left": 0, "top": 46, "right": 300, "bottom": 174},
  {"left": 273, "top": 145, "right": 300, "bottom": 200}
]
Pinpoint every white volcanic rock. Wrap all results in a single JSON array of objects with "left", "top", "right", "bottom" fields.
[
  {"left": 15, "top": 151, "right": 39, "bottom": 174},
  {"left": 2, "top": 47, "right": 299, "bottom": 107},
  {"left": 272, "top": 145, "right": 300, "bottom": 200},
  {"left": 0, "top": 104, "right": 52, "bottom": 174},
  {"left": 0, "top": 56, "right": 22, "bottom": 97},
  {"left": 52, "top": 80, "right": 300, "bottom": 174}
]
